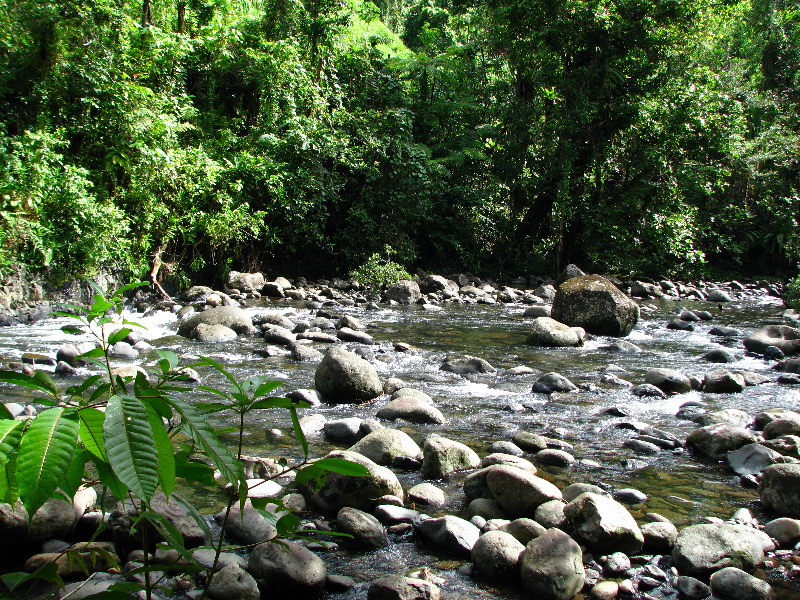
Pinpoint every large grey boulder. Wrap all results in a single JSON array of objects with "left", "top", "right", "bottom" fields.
[
  {"left": 192, "top": 323, "right": 238, "bottom": 342},
  {"left": 414, "top": 514, "right": 480, "bottom": 557},
  {"left": 703, "top": 369, "right": 747, "bottom": 393},
  {"left": 421, "top": 434, "right": 480, "bottom": 479},
  {"left": 520, "top": 529, "right": 585, "bottom": 600},
  {"left": 563, "top": 492, "right": 643, "bottom": 555},
  {"left": 485, "top": 464, "right": 562, "bottom": 518},
  {"left": 177, "top": 306, "right": 255, "bottom": 338},
  {"left": 0, "top": 499, "right": 77, "bottom": 545},
  {"left": 215, "top": 502, "right": 277, "bottom": 546},
  {"left": 551, "top": 275, "right": 640, "bottom": 337},
  {"left": 672, "top": 523, "right": 772, "bottom": 579},
  {"left": 525, "top": 317, "right": 586, "bottom": 347},
  {"left": 227, "top": 271, "right": 265, "bottom": 293},
  {"left": 744, "top": 325, "right": 800, "bottom": 355},
  {"left": 471, "top": 530, "right": 525, "bottom": 581},
  {"left": 301, "top": 450, "right": 403, "bottom": 514},
  {"left": 686, "top": 424, "right": 758, "bottom": 459},
  {"left": 314, "top": 347, "right": 383, "bottom": 403},
  {"left": 247, "top": 539, "right": 326, "bottom": 594},
  {"left": 349, "top": 429, "right": 422, "bottom": 466},
  {"left": 385, "top": 280, "right": 421, "bottom": 304},
  {"left": 726, "top": 443, "right": 782, "bottom": 476},
  {"left": 759, "top": 463, "right": 800, "bottom": 517}
]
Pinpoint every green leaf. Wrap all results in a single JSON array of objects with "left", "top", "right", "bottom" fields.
[
  {"left": 194, "top": 356, "right": 238, "bottom": 385},
  {"left": 0, "top": 453, "right": 18, "bottom": 504},
  {"left": 0, "top": 370, "right": 60, "bottom": 396},
  {"left": 16, "top": 408, "right": 80, "bottom": 517},
  {"left": 114, "top": 281, "right": 150, "bottom": 296},
  {"left": 57, "top": 448, "right": 87, "bottom": 500},
  {"left": 250, "top": 397, "right": 310, "bottom": 410},
  {"left": 174, "top": 456, "right": 216, "bottom": 486},
  {"left": 253, "top": 380, "right": 282, "bottom": 398},
  {"left": 147, "top": 404, "right": 175, "bottom": 497},
  {"left": 80, "top": 347, "right": 106, "bottom": 360},
  {"left": 2, "top": 562, "right": 64, "bottom": 592},
  {"left": 166, "top": 397, "right": 244, "bottom": 493},
  {"left": 31, "top": 371, "right": 58, "bottom": 396},
  {"left": 0, "top": 404, "right": 13, "bottom": 420},
  {"left": 79, "top": 408, "right": 107, "bottom": 460},
  {"left": 61, "top": 325, "right": 84, "bottom": 335},
  {"left": 90, "top": 295, "right": 115, "bottom": 315},
  {"left": 108, "top": 328, "right": 132, "bottom": 345},
  {"left": 289, "top": 406, "right": 308, "bottom": 457},
  {"left": 66, "top": 374, "right": 104, "bottom": 399},
  {"left": 90, "top": 456, "right": 128, "bottom": 500},
  {"left": 0, "top": 420, "right": 23, "bottom": 468},
  {"left": 104, "top": 395, "right": 159, "bottom": 504},
  {"left": 156, "top": 350, "right": 180, "bottom": 374}
]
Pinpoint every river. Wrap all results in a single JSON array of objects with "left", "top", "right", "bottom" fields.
[{"left": 1, "top": 289, "right": 799, "bottom": 598}]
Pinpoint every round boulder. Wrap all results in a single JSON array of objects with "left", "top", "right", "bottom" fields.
[
  {"left": 644, "top": 368, "right": 692, "bottom": 394},
  {"left": 563, "top": 492, "right": 644, "bottom": 555},
  {"left": 177, "top": 306, "right": 254, "bottom": 338},
  {"left": 551, "top": 275, "right": 640, "bottom": 337},
  {"left": 744, "top": 325, "right": 800, "bottom": 356},
  {"left": 247, "top": 539, "right": 326, "bottom": 594},
  {"left": 485, "top": 464, "right": 562, "bottom": 518},
  {"left": 520, "top": 528, "right": 585, "bottom": 600},
  {"left": 314, "top": 347, "right": 383, "bottom": 404},
  {"left": 348, "top": 429, "right": 422, "bottom": 466},
  {"left": 759, "top": 463, "right": 800, "bottom": 517},
  {"left": 421, "top": 434, "right": 481, "bottom": 479},
  {"left": 672, "top": 523, "right": 772, "bottom": 579},
  {"left": 471, "top": 530, "right": 525, "bottom": 581},
  {"left": 525, "top": 317, "right": 586, "bottom": 347}
]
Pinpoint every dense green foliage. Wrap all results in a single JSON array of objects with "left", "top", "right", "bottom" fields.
[
  {"left": 1, "top": 0, "right": 798, "bottom": 283},
  {"left": 349, "top": 245, "right": 413, "bottom": 290}
]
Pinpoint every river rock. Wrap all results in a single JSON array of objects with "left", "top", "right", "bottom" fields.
[
  {"left": 227, "top": 271, "right": 265, "bottom": 293},
  {"left": 764, "top": 517, "right": 800, "bottom": 547},
  {"left": 533, "top": 448, "right": 575, "bottom": 467},
  {"left": 323, "top": 417, "right": 363, "bottom": 443},
  {"left": 440, "top": 355, "right": 496, "bottom": 374},
  {"left": 551, "top": 275, "right": 640, "bottom": 337},
  {"left": 208, "top": 563, "right": 260, "bottom": 600},
  {"left": 349, "top": 429, "right": 422, "bottom": 466},
  {"left": 481, "top": 453, "right": 537, "bottom": 473},
  {"left": 0, "top": 499, "right": 77, "bottom": 545},
  {"left": 485, "top": 464, "right": 562, "bottom": 518},
  {"left": 759, "top": 463, "right": 800, "bottom": 517},
  {"left": 641, "top": 520, "right": 679, "bottom": 554},
  {"left": 421, "top": 434, "right": 480, "bottom": 479},
  {"left": 302, "top": 450, "right": 403, "bottom": 514},
  {"left": 377, "top": 396, "right": 446, "bottom": 425},
  {"left": 177, "top": 305, "right": 255, "bottom": 338},
  {"left": 532, "top": 372, "right": 577, "bottom": 394},
  {"left": 247, "top": 539, "right": 326, "bottom": 594},
  {"left": 367, "top": 575, "right": 440, "bottom": 600},
  {"left": 535, "top": 500, "right": 567, "bottom": 529},
  {"left": 337, "top": 327, "right": 375, "bottom": 344},
  {"left": 676, "top": 575, "right": 711, "bottom": 600},
  {"left": 467, "top": 498, "right": 508, "bottom": 520},
  {"left": 744, "top": 325, "right": 800, "bottom": 355},
  {"left": 263, "top": 324, "right": 297, "bottom": 345},
  {"left": 471, "top": 530, "right": 525, "bottom": 581},
  {"left": 314, "top": 346, "right": 383, "bottom": 403},
  {"left": 385, "top": 280, "right": 421, "bottom": 304},
  {"left": 709, "top": 566, "right": 773, "bottom": 600},
  {"left": 499, "top": 518, "right": 546, "bottom": 545},
  {"left": 512, "top": 431, "right": 549, "bottom": 452},
  {"left": 672, "top": 523, "right": 771, "bottom": 578},
  {"left": 702, "top": 348, "right": 739, "bottom": 363},
  {"left": 644, "top": 368, "right": 692, "bottom": 394},
  {"left": 762, "top": 435, "right": 800, "bottom": 458},
  {"left": 696, "top": 408, "right": 752, "bottom": 428},
  {"left": 408, "top": 482, "right": 447, "bottom": 506},
  {"left": 633, "top": 383, "right": 668, "bottom": 398},
  {"left": 525, "top": 317, "right": 586, "bottom": 347},
  {"left": 703, "top": 369, "right": 746, "bottom": 393},
  {"left": 726, "top": 443, "right": 782, "bottom": 476},
  {"left": 520, "top": 528, "right": 585, "bottom": 600},
  {"left": 763, "top": 417, "right": 800, "bottom": 438},
  {"left": 556, "top": 264, "right": 587, "bottom": 284},
  {"left": 562, "top": 483, "right": 607, "bottom": 502},
  {"left": 686, "top": 423, "right": 758, "bottom": 459},
  {"left": 216, "top": 502, "right": 277, "bottom": 546},
  {"left": 192, "top": 322, "right": 238, "bottom": 342},
  {"left": 564, "top": 492, "right": 643, "bottom": 554},
  {"left": 337, "top": 507, "right": 388, "bottom": 549},
  {"left": 414, "top": 514, "right": 480, "bottom": 557}
]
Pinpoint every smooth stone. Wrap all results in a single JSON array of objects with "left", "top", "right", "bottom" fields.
[
  {"left": 471, "top": 530, "right": 525, "bottom": 581},
  {"left": 414, "top": 514, "right": 480, "bottom": 557},
  {"left": 709, "top": 566, "right": 773, "bottom": 600},
  {"left": 520, "top": 528, "right": 585, "bottom": 600}
]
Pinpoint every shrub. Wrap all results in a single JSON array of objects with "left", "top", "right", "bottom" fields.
[{"left": 349, "top": 245, "right": 412, "bottom": 291}]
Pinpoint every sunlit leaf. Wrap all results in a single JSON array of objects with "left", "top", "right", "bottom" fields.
[
  {"left": 104, "top": 394, "right": 158, "bottom": 504},
  {"left": 147, "top": 404, "right": 175, "bottom": 497},
  {"left": 17, "top": 408, "right": 80, "bottom": 517}
]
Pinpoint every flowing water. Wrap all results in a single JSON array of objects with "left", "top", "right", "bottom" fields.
[{"left": 2, "top": 293, "right": 799, "bottom": 598}]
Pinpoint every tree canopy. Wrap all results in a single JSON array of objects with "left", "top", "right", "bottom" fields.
[{"left": 1, "top": 0, "right": 798, "bottom": 284}]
